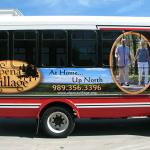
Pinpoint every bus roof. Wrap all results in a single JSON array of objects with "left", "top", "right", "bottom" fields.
[{"left": 0, "top": 16, "right": 150, "bottom": 30}]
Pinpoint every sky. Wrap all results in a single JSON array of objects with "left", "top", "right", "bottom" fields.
[{"left": 0, "top": 0, "right": 150, "bottom": 16}]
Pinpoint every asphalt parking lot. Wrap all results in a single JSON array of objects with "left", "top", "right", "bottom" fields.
[{"left": 0, "top": 118, "right": 150, "bottom": 150}]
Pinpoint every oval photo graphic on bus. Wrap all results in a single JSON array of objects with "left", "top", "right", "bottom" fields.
[
  {"left": 0, "top": 60, "right": 41, "bottom": 94},
  {"left": 110, "top": 32, "right": 150, "bottom": 94}
]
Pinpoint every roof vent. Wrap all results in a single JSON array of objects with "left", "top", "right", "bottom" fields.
[{"left": 0, "top": 9, "right": 23, "bottom": 16}]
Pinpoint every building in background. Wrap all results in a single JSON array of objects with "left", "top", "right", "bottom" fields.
[{"left": 0, "top": 9, "right": 23, "bottom": 16}]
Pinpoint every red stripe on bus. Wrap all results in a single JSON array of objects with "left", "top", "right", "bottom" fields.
[{"left": 99, "top": 27, "right": 150, "bottom": 31}]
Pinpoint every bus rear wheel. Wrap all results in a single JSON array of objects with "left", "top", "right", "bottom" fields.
[{"left": 41, "top": 106, "right": 75, "bottom": 138}]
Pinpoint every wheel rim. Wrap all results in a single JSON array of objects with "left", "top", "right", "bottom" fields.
[{"left": 47, "top": 111, "right": 69, "bottom": 134}]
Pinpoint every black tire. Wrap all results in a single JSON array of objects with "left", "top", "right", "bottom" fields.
[{"left": 41, "top": 106, "right": 75, "bottom": 138}]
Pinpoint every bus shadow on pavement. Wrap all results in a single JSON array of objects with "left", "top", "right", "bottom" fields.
[
  {"left": 72, "top": 118, "right": 150, "bottom": 137},
  {"left": 0, "top": 118, "right": 150, "bottom": 138},
  {"left": 0, "top": 119, "right": 37, "bottom": 138}
]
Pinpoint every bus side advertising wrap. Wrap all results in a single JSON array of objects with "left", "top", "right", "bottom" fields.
[
  {"left": 0, "top": 65, "right": 149, "bottom": 96},
  {"left": 0, "top": 64, "right": 114, "bottom": 95},
  {"left": 0, "top": 31, "right": 150, "bottom": 95}
]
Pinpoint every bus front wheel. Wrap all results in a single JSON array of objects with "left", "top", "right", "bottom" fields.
[{"left": 41, "top": 106, "right": 75, "bottom": 138}]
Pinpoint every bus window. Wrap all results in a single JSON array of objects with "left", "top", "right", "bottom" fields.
[
  {"left": 13, "top": 31, "right": 37, "bottom": 65},
  {"left": 102, "top": 31, "right": 122, "bottom": 66},
  {"left": 40, "top": 30, "right": 67, "bottom": 67},
  {"left": 102, "top": 31, "right": 122, "bottom": 40},
  {"left": 0, "top": 31, "right": 9, "bottom": 61},
  {"left": 102, "top": 40, "right": 114, "bottom": 66},
  {"left": 71, "top": 30, "right": 97, "bottom": 66}
]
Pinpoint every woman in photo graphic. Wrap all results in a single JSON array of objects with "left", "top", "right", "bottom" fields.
[{"left": 135, "top": 40, "right": 150, "bottom": 86}]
